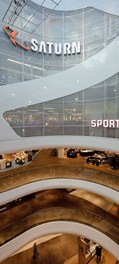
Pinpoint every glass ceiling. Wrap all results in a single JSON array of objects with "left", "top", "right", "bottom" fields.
[
  {"left": 1, "top": 0, "right": 64, "bottom": 34},
  {"left": 1, "top": 0, "right": 119, "bottom": 36},
  {"left": 32, "top": 0, "right": 119, "bottom": 14}
]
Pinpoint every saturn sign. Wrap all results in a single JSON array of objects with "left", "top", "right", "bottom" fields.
[{"left": 3, "top": 25, "right": 81, "bottom": 55}]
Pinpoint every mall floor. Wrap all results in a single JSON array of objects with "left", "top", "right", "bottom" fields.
[
  {"left": 0, "top": 149, "right": 119, "bottom": 264},
  {"left": 0, "top": 149, "right": 119, "bottom": 192},
  {"left": 1, "top": 234, "right": 117, "bottom": 264}
]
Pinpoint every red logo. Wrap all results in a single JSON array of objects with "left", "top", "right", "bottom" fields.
[{"left": 3, "top": 25, "right": 30, "bottom": 51}]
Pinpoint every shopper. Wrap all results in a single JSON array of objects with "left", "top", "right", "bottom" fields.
[
  {"left": 95, "top": 245, "right": 102, "bottom": 263},
  {"left": 33, "top": 242, "right": 39, "bottom": 259}
]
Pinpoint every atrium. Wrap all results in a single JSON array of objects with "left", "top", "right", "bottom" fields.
[{"left": 0, "top": 0, "right": 119, "bottom": 263}]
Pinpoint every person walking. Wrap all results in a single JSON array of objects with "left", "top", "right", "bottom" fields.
[
  {"left": 95, "top": 245, "right": 102, "bottom": 263},
  {"left": 33, "top": 242, "right": 39, "bottom": 259}
]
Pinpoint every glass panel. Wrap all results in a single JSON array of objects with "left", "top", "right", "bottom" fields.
[
  {"left": 84, "top": 86, "right": 104, "bottom": 101},
  {"left": 30, "top": 11, "right": 43, "bottom": 25},
  {"left": 84, "top": 101, "right": 104, "bottom": 120},
  {"left": 64, "top": 126, "right": 83, "bottom": 135},
  {"left": 44, "top": 13, "right": 63, "bottom": 38},
  {"left": 44, "top": 125, "right": 63, "bottom": 135},
  {"left": 64, "top": 91, "right": 83, "bottom": 102},
  {"left": 24, "top": 22, "right": 38, "bottom": 33},
  {"left": 106, "top": 85, "right": 116, "bottom": 99},
  {"left": 44, "top": 101, "right": 63, "bottom": 125},
  {"left": 105, "top": 99, "right": 116, "bottom": 119},
  {"left": 22, "top": 6, "right": 36, "bottom": 20},
  {"left": 64, "top": 102, "right": 83, "bottom": 125}
]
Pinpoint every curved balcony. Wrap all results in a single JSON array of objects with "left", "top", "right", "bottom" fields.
[
  {"left": 0, "top": 149, "right": 119, "bottom": 204},
  {"left": 0, "top": 189, "right": 119, "bottom": 261}
]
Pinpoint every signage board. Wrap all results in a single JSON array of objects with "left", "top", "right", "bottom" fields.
[
  {"left": 91, "top": 120, "right": 119, "bottom": 128},
  {"left": 3, "top": 25, "right": 81, "bottom": 55}
]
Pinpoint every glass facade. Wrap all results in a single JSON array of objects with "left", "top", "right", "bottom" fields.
[
  {"left": 3, "top": 73, "right": 119, "bottom": 138},
  {"left": 0, "top": 2, "right": 119, "bottom": 85},
  {"left": 1, "top": 0, "right": 119, "bottom": 139}
]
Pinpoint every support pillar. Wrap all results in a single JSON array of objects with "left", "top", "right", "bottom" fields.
[{"left": 58, "top": 148, "right": 64, "bottom": 158}]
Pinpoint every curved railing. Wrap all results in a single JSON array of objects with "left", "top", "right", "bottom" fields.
[
  {"left": 0, "top": 189, "right": 118, "bottom": 244},
  {"left": 0, "top": 207, "right": 119, "bottom": 261},
  {"left": 0, "top": 165, "right": 119, "bottom": 205}
]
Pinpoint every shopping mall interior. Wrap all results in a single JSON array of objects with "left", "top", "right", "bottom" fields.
[{"left": 0, "top": 0, "right": 119, "bottom": 264}]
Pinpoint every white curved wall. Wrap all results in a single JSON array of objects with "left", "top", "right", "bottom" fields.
[
  {"left": 0, "top": 221, "right": 118, "bottom": 262},
  {"left": 1, "top": 35, "right": 119, "bottom": 113},
  {"left": 0, "top": 35, "right": 119, "bottom": 150},
  {"left": 1, "top": 135, "right": 119, "bottom": 154},
  {"left": 0, "top": 179, "right": 118, "bottom": 205}
]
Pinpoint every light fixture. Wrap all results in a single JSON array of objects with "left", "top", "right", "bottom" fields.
[
  {"left": 14, "top": 0, "right": 21, "bottom": 6},
  {"left": 8, "top": 59, "right": 43, "bottom": 71}
]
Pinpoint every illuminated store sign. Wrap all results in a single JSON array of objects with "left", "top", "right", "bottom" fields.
[
  {"left": 91, "top": 120, "right": 119, "bottom": 128},
  {"left": 31, "top": 39, "right": 80, "bottom": 55},
  {"left": 3, "top": 25, "right": 80, "bottom": 55}
]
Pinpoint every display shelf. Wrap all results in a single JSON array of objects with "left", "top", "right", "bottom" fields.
[{"left": 78, "top": 237, "right": 96, "bottom": 264}]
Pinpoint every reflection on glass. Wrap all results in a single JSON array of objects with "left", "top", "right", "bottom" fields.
[
  {"left": 3, "top": 73, "right": 119, "bottom": 138},
  {"left": 1, "top": 6, "right": 119, "bottom": 85}
]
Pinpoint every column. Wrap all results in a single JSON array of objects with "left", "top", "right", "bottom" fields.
[{"left": 58, "top": 148, "right": 64, "bottom": 158}]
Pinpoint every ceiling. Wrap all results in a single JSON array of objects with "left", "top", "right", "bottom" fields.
[
  {"left": 31, "top": 0, "right": 119, "bottom": 15},
  {"left": 1, "top": 0, "right": 119, "bottom": 35}
]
